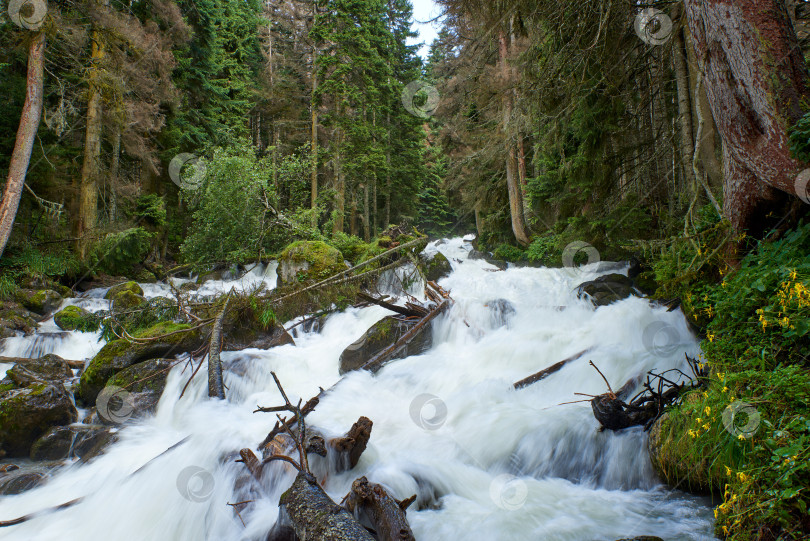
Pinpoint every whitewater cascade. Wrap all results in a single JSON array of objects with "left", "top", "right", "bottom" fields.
[{"left": 0, "top": 237, "right": 715, "bottom": 540}]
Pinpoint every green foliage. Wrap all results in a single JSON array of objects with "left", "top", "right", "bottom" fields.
[
  {"left": 330, "top": 232, "right": 369, "bottom": 264},
  {"left": 525, "top": 235, "right": 559, "bottom": 265},
  {"left": 789, "top": 110, "right": 810, "bottom": 162},
  {"left": 492, "top": 244, "right": 524, "bottom": 262},
  {"left": 89, "top": 228, "right": 153, "bottom": 276},
  {"left": 130, "top": 194, "right": 167, "bottom": 227},
  {"left": 180, "top": 143, "right": 275, "bottom": 264},
  {"left": 656, "top": 222, "right": 810, "bottom": 539}
]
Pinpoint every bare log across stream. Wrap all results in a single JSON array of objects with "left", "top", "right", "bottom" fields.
[
  {"left": 207, "top": 291, "right": 231, "bottom": 399},
  {"left": 513, "top": 348, "right": 592, "bottom": 389},
  {"left": 344, "top": 476, "right": 416, "bottom": 541}
]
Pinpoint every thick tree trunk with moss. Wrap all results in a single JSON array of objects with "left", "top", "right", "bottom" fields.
[
  {"left": 684, "top": 0, "right": 810, "bottom": 233},
  {"left": 78, "top": 27, "right": 105, "bottom": 257},
  {"left": 0, "top": 33, "right": 45, "bottom": 258}
]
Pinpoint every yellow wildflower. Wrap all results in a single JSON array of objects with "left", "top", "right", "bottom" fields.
[
  {"left": 737, "top": 472, "right": 748, "bottom": 482},
  {"left": 790, "top": 269, "right": 798, "bottom": 280},
  {"left": 737, "top": 434, "right": 746, "bottom": 441},
  {"left": 704, "top": 406, "right": 711, "bottom": 415},
  {"left": 725, "top": 466, "right": 732, "bottom": 476},
  {"left": 707, "top": 333, "right": 715, "bottom": 342}
]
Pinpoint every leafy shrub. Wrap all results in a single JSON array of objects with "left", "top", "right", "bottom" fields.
[
  {"left": 180, "top": 142, "right": 275, "bottom": 264},
  {"left": 492, "top": 243, "right": 524, "bottom": 262},
  {"left": 330, "top": 232, "right": 368, "bottom": 264},
  {"left": 89, "top": 227, "right": 153, "bottom": 276}
]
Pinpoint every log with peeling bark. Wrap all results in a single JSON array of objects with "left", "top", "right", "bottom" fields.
[
  {"left": 207, "top": 292, "right": 231, "bottom": 399},
  {"left": 344, "top": 476, "right": 416, "bottom": 541},
  {"left": 513, "top": 348, "right": 591, "bottom": 390},
  {"left": 329, "top": 417, "right": 372, "bottom": 472},
  {"left": 280, "top": 472, "right": 375, "bottom": 541}
]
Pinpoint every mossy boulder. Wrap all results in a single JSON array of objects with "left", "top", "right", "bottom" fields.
[
  {"left": 278, "top": 241, "right": 346, "bottom": 286},
  {"left": 339, "top": 315, "right": 433, "bottom": 374},
  {"left": 0, "top": 302, "right": 38, "bottom": 336},
  {"left": 29, "top": 425, "right": 116, "bottom": 461},
  {"left": 105, "top": 358, "right": 174, "bottom": 416},
  {"left": 647, "top": 409, "right": 720, "bottom": 494},
  {"left": 0, "top": 381, "right": 78, "bottom": 457},
  {"left": 16, "top": 289, "right": 64, "bottom": 315},
  {"left": 53, "top": 305, "right": 95, "bottom": 332},
  {"left": 104, "top": 281, "right": 144, "bottom": 299},
  {"left": 419, "top": 251, "right": 452, "bottom": 282},
  {"left": 76, "top": 321, "right": 203, "bottom": 406},
  {"left": 576, "top": 274, "right": 640, "bottom": 307},
  {"left": 4, "top": 354, "right": 73, "bottom": 387}
]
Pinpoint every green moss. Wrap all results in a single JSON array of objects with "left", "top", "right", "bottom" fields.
[
  {"left": 54, "top": 305, "right": 97, "bottom": 332},
  {"left": 0, "top": 383, "right": 16, "bottom": 393},
  {"left": 136, "top": 321, "right": 191, "bottom": 340},
  {"left": 280, "top": 241, "right": 345, "bottom": 281},
  {"left": 104, "top": 281, "right": 144, "bottom": 300}
]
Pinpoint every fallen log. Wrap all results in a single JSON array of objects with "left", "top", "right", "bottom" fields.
[
  {"left": 357, "top": 292, "right": 426, "bottom": 318},
  {"left": 513, "top": 348, "right": 592, "bottom": 390},
  {"left": 207, "top": 291, "right": 231, "bottom": 399},
  {"left": 329, "top": 417, "right": 373, "bottom": 472},
  {"left": 280, "top": 472, "right": 375, "bottom": 541},
  {"left": 344, "top": 476, "right": 416, "bottom": 541}
]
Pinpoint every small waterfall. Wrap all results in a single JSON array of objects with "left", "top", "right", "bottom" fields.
[{"left": 0, "top": 239, "right": 715, "bottom": 540}]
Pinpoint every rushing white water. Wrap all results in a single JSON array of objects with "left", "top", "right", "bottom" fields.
[{"left": 0, "top": 238, "right": 715, "bottom": 540}]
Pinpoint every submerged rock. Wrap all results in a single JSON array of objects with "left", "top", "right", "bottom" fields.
[
  {"left": 0, "top": 469, "right": 47, "bottom": 495},
  {"left": 419, "top": 251, "right": 452, "bottom": 282},
  {"left": 575, "top": 273, "right": 640, "bottom": 306},
  {"left": 29, "top": 425, "right": 116, "bottom": 461},
  {"left": 0, "top": 381, "right": 78, "bottom": 457},
  {"left": 278, "top": 241, "right": 346, "bottom": 286},
  {"left": 485, "top": 299, "right": 516, "bottom": 328},
  {"left": 53, "top": 305, "right": 94, "bottom": 332},
  {"left": 339, "top": 316, "right": 433, "bottom": 374}
]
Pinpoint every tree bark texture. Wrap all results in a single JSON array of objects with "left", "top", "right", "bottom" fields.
[
  {"left": 684, "top": 0, "right": 810, "bottom": 232},
  {"left": 0, "top": 33, "right": 45, "bottom": 258}
]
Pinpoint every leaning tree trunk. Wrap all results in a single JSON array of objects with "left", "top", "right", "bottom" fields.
[
  {"left": 684, "top": 0, "right": 810, "bottom": 233},
  {"left": 0, "top": 33, "right": 45, "bottom": 258}
]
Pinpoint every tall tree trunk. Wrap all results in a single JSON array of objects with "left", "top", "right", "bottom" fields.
[
  {"left": 109, "top": 127, "right": 121, "bottom": 222},
  {"left": 684, "top": 0, "right": 810, "bottom": 233},
  {"left": 0, "top": 33, "right": 45, "bottom": 258},
  {"left": 673, "top": 17, "right": 696, "bottom": 193},
  {"left": 78, "top": 27, "right": 105, "bottom": 258},
  {"left": 310, "top": 4, "right": 319, "bottom": 228},
  {"left": 333, "top": 127, "right": 345, "bottom": 234},
  {"left": 363, "top": 182, "right": 370, "bottom": 241},
  {"left": 499, "top": 30, "right": 530, "bottom": 246}
]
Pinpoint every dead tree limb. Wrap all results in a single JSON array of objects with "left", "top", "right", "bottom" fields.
[
  {"left": 239, "top": 448, "right": 264, "bottom": 482},
  {"left": 207, "top": 290, "right": 232, "bottom": 399},
  {"left": 344, "top": 477, "right": 416, "bottom": 541},
  {"left": 357, "top": 292, "right": 427, "bottom": 318},
  {"left": 329, "top": 417, "right": 373, "bottom": 472},
  {"left": 513, "top": 348, "right": 592, "bottom": 390}
]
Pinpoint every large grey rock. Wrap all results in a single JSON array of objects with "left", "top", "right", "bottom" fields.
[
  {"left": 419, "top": 251, "right": 452, "bottom": 282},
  {"left": 29, "top": 425, "right": 116, "bottom": 461},
  {"left": 339, "top": 316, "right": 433, "bottom": 374},
  {"left": 575, "top": 274, "right": 639, "bottom": 306}
]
